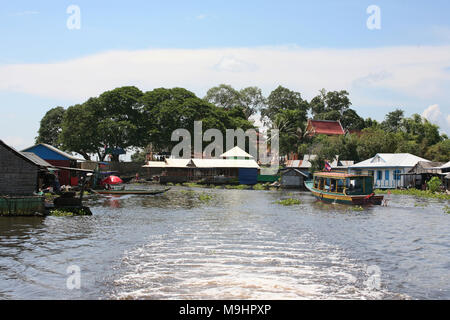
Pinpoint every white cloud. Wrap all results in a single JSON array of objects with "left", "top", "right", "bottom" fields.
[
  {"left": 0, "top": 45, "right": 450, "bottom": 104},
  {"left": 422, "top": 104, "right": 450, "bottom": 134},
  {"left": 422, "top": 104, "right": 442, "bottom": 122},
  {"left": 214, "top": 56, "right": 258, "bottom": 73},
  {"left": 11, "top": 11, "right": 39, "bottom": 16},
  {"left": 196, "top": 14, "right": 207, "bottom": 20}
]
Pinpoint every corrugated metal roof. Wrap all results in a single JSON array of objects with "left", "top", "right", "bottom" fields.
[
  {"left": 22, "top": 143, "right": 81, "bottom": 161},
  {"left": 1, "top": 140, "right": 49, "bottom": 169},
  {"left": 351, "top": 153, "right": 430, "bottom": 168},
  {"left": 439, "top": 161, "right": 450, "bottom": 169},
  {"left": 142, "top": 161, "right": 167, "bottom": 168},
  {"left": 143, "top": 158, "right": 260, "bottom": 169},
  {"left": 220, "top": 146, "right": 254, "bottom": 159},
  {"left": 190, "top": 159, "right": 259, "bottom": 168},
  {"left": 21, "top": 152, "right": 53, "bottom": 167}
]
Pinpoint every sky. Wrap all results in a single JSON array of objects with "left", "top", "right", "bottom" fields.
[{"left": 1, "top": 0, "right": 450, "bottom": 151}]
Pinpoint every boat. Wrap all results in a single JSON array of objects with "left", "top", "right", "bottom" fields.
[
  {"left": 304, "top": 172, "right": 384, "bottom": 205},
  {"left": 92, "top": 187, "right": 171, "bottom": 195}
]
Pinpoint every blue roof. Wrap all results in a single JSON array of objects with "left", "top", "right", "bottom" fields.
[{"left": 22, "top": 144, "right": 78, "bottom": 161}]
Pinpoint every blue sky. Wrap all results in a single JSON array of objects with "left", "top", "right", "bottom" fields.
[{"left": 1, "top": 0, "right": 450, "bottom": 150}]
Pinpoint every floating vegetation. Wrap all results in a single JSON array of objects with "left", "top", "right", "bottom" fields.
[
  {"left": 183, "top": 182, "right": 203, "bottom": 188},
  {"left": 444, "top": 205, "right": 450, "bottom": 214},
  {"left": 375, "top": 189, "right": 450, "bottom": 200},
  {"left": 225, "top": 185, "right": 250, "bottom": 190},
  {"left": 350, "top": 205, "right": 364, "bottom": 211},
  {"left": 49, "top": 208, "right": 90, "bottom": 217},
  {"left": 414, "top": 202, "right": 428, "bottom": 207},
  {"left": 275, "top": 198, "right": 302, "bottom": 206},
  {"left": 253, "top": 183, "right": 269, "bottom": 190},
  {"left": 198, "top": 194, "right": 213, "bottom": 202}
]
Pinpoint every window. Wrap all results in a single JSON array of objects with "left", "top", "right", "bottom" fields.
[
  {"left": 393, "top": 169, "right": 401, "bottom": 180},
  {"left": 377, "top": 171, "right": 382, "bottom": 180},
  {"left": 385, "top": 170, "right": 390, "bottom": 180}
]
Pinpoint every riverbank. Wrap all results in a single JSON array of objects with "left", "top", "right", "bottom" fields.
[
  {"left": 375, "top": 188, "right": 450, "bottom": 200},
  {"left": 166, "top": 182, "right": 280, "bottom": 191}
]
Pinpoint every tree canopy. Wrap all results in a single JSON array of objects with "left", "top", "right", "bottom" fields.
[
  {"left": 36, "top": 85, "right": 450, "bottom": 163},
  {"left": 35, "top": 106, "right": 66, "bottom": 148}
]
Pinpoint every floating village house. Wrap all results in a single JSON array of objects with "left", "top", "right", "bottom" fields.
[
  {"left": 349, "top": 153, "right": 430, "bottom": 189},
  {"left": 0, "top": 140, "right": 55, "bottom": 215},
  {"left": 401, "top": 161, "right": 444, "bottom": 189},
  {"left": 143, "top": 146, "right": 260, "bottom": 185},
  {"left": 284, "top": 155, "right": 354, "bottom": 177},
  {"left": 22, "top": 143, "right": 81, "bottom": 186},
  {"left": 279, "top": 168, "right": 309, "bottom": 189},
  {"left": 440, "top": 161, "right": 450, "bottom": 190},
  {"left": 0, "top": 140, "right": 53, "bottom": 196}
]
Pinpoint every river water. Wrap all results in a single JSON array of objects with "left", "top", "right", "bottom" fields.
[{"left": 0, "top": 186, "right": 449, "bottom": 300}]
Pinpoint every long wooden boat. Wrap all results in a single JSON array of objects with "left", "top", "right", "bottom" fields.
[
  {"left": 304, "top": 172, "right": 383, "bottom": 205},
  {"left": 92, "top": 188, "right": 171, "bottom": 195}
]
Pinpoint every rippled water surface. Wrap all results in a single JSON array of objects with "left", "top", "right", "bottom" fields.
[{"left": 0, "top": 186, "right": 449, "bottom": 299}]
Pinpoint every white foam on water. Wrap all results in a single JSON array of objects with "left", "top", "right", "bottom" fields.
[{"left": 110, "top": 225, "right": 397, "bottom": 300}]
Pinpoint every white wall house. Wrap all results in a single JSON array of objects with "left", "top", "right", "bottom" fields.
[{"left": 349, "top": 153, "right": 430, "bottom": 189}]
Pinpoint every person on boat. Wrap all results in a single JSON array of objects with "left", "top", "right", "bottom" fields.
[{"left": 53, "top": 175, "right": 61, "bottom": 194}]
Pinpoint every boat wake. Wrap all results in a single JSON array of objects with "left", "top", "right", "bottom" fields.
[{"left": 109, "top": 224, "right": 402, "bottom": 300}]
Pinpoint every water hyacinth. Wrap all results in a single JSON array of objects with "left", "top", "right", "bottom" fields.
[
  {"left": 375, "top": 189, "right": 450, "bottom": 200},
  {"left": 275, "top": 198, "right": 302, "bottom": 206}
]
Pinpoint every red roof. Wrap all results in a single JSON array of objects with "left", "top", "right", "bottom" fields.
[
  {"left": 306, "top": 120, "right": 345, "bottom": 136},
  {"left": 314, "top": 172, "right": 367, "bottom": 178}
]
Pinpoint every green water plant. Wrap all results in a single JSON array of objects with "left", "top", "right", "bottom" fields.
[
  {"left": 350, "top": 205, "right": 364, "bottom": 211},
  {"left": 275, "top": 198, "right": 302, "bottom": 206},
  {"left": 375, "top": 189, "right": 450, "bottom": 200},
  {"left": 426, "top": 177, "right": 442, "bottom": 193},
  {"left": 198, "top": 194, "right": 213, "bottom": 202},
  {"left": 253, "top": 183, "right": 269, "bottom": 190},
  {"left": 49, "top": 208, "right": 90, "bottom": 217},
  {"left": 444, "top": 205, "right": 450, "bottom": 214},
  {"left": 225, "top": 184, "right": 250, "bottom": 190}
]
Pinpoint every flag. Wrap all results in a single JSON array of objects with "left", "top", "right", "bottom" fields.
[{"left": 324, "top": 161, "right": 331, "bottom": 172}]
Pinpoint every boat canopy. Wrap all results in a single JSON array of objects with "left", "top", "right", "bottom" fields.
[{"left": 313, "top": 171, "right": 369, "bottom": 179}]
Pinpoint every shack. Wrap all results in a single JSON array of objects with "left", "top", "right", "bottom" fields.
[
  {"left": 279, "top": 168, "right": 308, "bottom": 189},
  {"left": 0, "top": 140, "right": 53, "bottom": 215},
  {"left": 401, "top": 161, "right": 444, "bottom": 189},
  {"left": 22, "top": 143, "right": 81, "bottom": 186},
  {"left": 143, "top": 147, "right": 260, "bottom": 185}
]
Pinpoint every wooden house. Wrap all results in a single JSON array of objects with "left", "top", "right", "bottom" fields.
[
  {"left": 0, "top": 140, "right": 52, "bottom": 196},
  {"left": 22, "top": 143, "right": 80, "bottom": 186},
  {"left": 349, "top": 153, "right": 430, "bottom": 189},
  {"left": 143, "top": 147, "right": 260, "bottom": 185},
  {"left": 401, "top": 161, "right": 444, "bottom": 189},
  {"left": 279, "top": 168, "right": 308, "bottom": 189}
]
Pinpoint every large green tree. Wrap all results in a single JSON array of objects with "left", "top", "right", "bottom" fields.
[
  {"left": 260, "top": 86, "right": 309, "bottom": 154},
  {"left": 36, "top": 106, "right": 66, "bottom": 148},
  {"left": 59, "top": 102, "right": 99, "bottom": 160},
  {"left": 141, "top": 87, "right": 254, "bottom": 153},
  {"left": 310, "top": 89, "right": 364, "bottom": 131},
  {"left": 60, "top": 86, "right": 144, "bottom": 161},
  {"left": 381, "top": 109, "right": 404, "bottom": 133},
  {"left": 204, "top": 84, "right": 266, "bottom": 119}
]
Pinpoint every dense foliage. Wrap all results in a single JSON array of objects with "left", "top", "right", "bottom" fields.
[{"left": 36, "top": 84, "right": 449, "bottom": 163}]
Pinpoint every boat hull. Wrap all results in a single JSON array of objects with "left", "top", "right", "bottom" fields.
[
  {"left": 93, "top": 188, "right": 170, "bottom": 195},
  {"left": 304, "top": 181, "right": 383, "bottom": 205}
]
